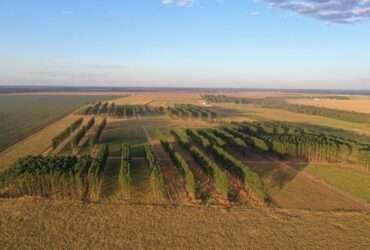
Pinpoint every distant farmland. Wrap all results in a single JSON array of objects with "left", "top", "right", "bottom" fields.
[{"left": 0, "top": 95, "right": 116, "bottom": 152}]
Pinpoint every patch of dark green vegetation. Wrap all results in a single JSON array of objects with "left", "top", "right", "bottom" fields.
[
  {"left": 0, "top": 95, "right": 117, "bottom": 152},
  {"left": 227, "top": 121, "right": 370, "bottom": 170},
  {"left": 0, "top": 145, "right": 109, "bottom": 201}
]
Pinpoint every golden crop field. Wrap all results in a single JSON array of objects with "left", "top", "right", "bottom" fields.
[
  {"left": 218, "top": 103, "right": 370, "bottom": 136},
  {"left": 289, "top": 98, "right": 370, "bottom": 114},
  {"left": 1, "top": 198, "right": 369, "bottom": 249}
]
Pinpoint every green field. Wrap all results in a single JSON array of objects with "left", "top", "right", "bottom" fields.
[
  {"left": 0, "top": 95, "right": 116, "bottom": 152},
  {"left": 299, "top": 163, "right": 370, "bottom": 203}
]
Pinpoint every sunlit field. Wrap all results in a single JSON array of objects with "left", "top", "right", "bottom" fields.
[{"left": 0, "top": 89, "right": 369, "bottom": 249}]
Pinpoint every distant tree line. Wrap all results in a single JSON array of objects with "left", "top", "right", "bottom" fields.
[
  {"left": 82, "top": 102, "right": 218, "bottom": 121},
  {"left": 202, "top": 95, "right": 254, "bottom": 104}
]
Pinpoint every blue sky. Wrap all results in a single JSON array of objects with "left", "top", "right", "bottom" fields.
[{"left": 1, "top": 0, "right": 370, "bottom": 89}]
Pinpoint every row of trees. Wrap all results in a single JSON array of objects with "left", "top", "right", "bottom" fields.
[
  {"left": 83, "top": 102, "right": 218, "bottom": 121},
  {"left": 51, "top": 118, "right": 83, "bottom": 149},
  {"left": 90, "top": 118, "right": 107, "bottom": 145},
  {"left": 85, "top": 102, "right": 164, "bottom": 118},
  {"left": 210, "top": 145, "right": 265, "bottom": 200},
  {"left": 0, "top": 145, "right": 109, "bottom": 200},
  {"left": 186, "top": 128, "right": 265, "bottom": 199},
  {"left": 118, "top": 144, "right": 131, "bottom": 198},
  {"left": 202, "top": 95, "right": 253, "bottom": 104},
  {"left": 161, "top": 140, "right": 197, "bottom": 199},
  {"left": 144, "top": 144, "right": 166, "bottom": 199},
  {"left": 87, "top": 145, "right": 109, "bottom": 201},
  {"left": 72, "top": 117, "right": 95, "bottom": 148},
  {"left": 187, "top": 145, "right": 230, "bottom": 198},
  {"left": 173, "top": 129, "right": 230, "bottom": 198},
  {"left": 169, "top": 104, "right": 218, "bottom": 120},
  {"left": 230, "top": 122, "right": 370, "bottom": 169},
  {"left": 224, "top": 126, "right": 270, "bottom": 152}
]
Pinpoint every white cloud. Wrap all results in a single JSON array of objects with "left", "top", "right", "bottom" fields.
[
  {"left": 161, "top": 0, "right": 370, "bottom": 23},
  {"left": 162, "top": 0, "right": 173, "bottom": 5},
  {"left": 265, "top": 0, "right": 370, "bottom": 23},
  {"left": 162, "top": 0, "right": 194, "bottom": 7}
]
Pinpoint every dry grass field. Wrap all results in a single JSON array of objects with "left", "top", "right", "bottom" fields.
[
  {"left": 112, "top": 92, "right": 203, "bottom": 106},
  {"left": 1, "top": 198, "right": 369, "bottom": 250},
  {"left": 219, "top": 103, "right": 370, "bottom": 136},
  {"left": 289, "top": 98, "right": 370, "bottom": 114}
]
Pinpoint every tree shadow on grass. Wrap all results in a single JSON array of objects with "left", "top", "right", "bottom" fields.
[{"left": 243, "top": 147, "right": 309, "bottom": 191}]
